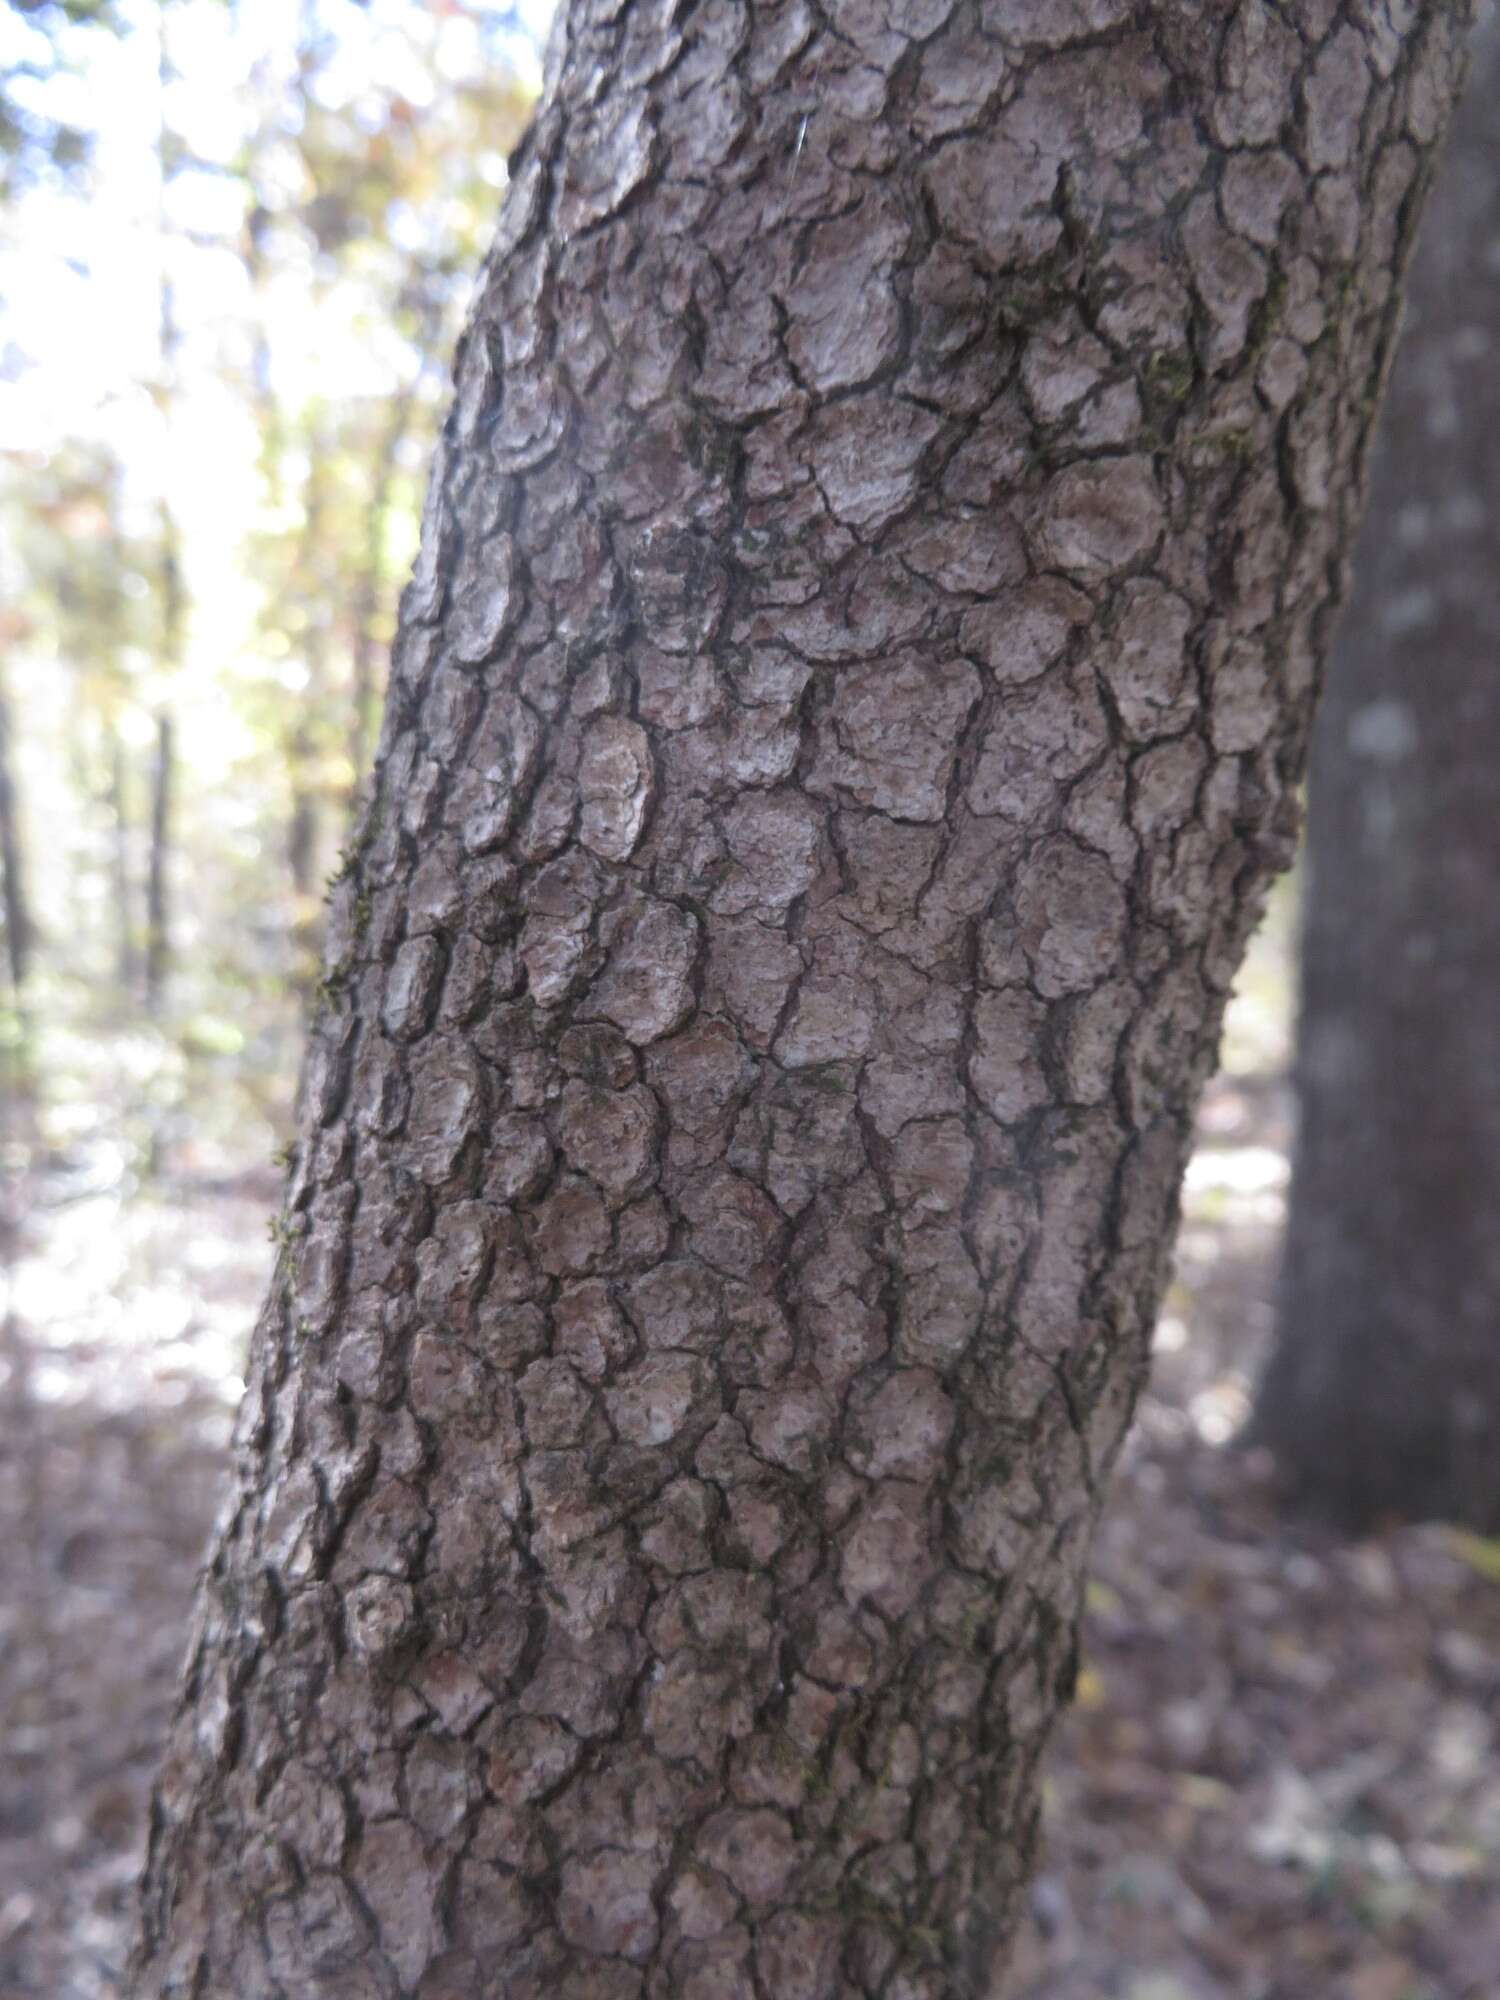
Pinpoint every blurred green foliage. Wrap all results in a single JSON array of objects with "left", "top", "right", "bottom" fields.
[{"left": 0, "top": 0, "right": 540, "bottom": 1189}]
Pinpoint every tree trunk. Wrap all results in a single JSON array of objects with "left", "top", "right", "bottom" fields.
[
  {"left": 111, "top": 728, "right": 140, "bottom": 999},
  {"left": 288, "top": 717, "right": 322, "bottom": 896},
  {"left": 145, "top": 710, "right": 174, "bottom": 1018},
  {"left": 289, "top": 430, "right": 335, "bottom": 987},
  {"left": 132, "top": 5, "right": 1473, "bottom": 1995},
  {"left": 350, "top": 365, "right": 424, "bottom": 795},
  {"left": 1256, "top": 6, "right": 1500, "bottom": 1535},
  {"left": 0, "top": 667, "right": 32, "bottom": 994},
  {"left": 146, "top": 2, "right": 181, "bottom": 1023}
]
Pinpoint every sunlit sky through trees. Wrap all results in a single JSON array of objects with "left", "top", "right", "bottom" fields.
[{"left": 0, "top": 0, "right": 552, "bottom": 1179}]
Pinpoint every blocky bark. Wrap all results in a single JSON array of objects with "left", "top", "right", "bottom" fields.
[
  {"left": 1258, "top": 6, "right": 1500, "bottom": 1536},
  {"left": 132, "top": 3, "right": 1473, "bottom": 1994}
]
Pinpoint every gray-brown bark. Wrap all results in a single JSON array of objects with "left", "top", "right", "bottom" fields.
[
  {"left": 1257, "top": 4, "right": 1500, "bottom": 1536},
  {"left": 132, "top": 4, "right": 1473, "bottom": 1995}
]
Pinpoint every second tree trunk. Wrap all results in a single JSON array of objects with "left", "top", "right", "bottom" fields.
[{"left": 1258, "top": 9, "right": 1500, "bottom": 1535}]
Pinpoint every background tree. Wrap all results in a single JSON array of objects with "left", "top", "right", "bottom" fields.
[
  {"left": 1256, "top": 5, "right": 1500, "bottom": 1536},
  {"left": 0, "top": 650, "right": 31, "bottom": 993},
  {"left": 129, "top": 3, "right": 1476, "bottom": 1995}
]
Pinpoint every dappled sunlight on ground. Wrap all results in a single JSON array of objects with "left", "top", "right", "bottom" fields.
[
  {"left": 3, "top": 1163, "right": 265, "bottom": 1417},
  {"left": 0, "top": 1160, "right": 276, "bottom": 1998}
]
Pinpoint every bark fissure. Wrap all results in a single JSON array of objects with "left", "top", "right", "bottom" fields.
[{"left": 133, "top": 2, "right": 1473, "bottom": 1995}]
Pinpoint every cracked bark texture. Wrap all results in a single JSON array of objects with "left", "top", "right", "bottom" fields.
[
  {"left": 1257, "top": 3, "right": 1500, "bottom": 1536},
  {"left": 131, "top": 3, "right": 1473, "bottom": 1995}
]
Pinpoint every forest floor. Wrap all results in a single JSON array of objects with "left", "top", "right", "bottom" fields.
[
  {"left": 1004, "top": 1068, "right": 1500, "bottom": 2000},
  {"left": 2, "top": 1021, "right": 1498, "bottom": 1999}
]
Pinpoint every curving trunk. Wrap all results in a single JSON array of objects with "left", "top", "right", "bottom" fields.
[
  {"left": 1257, "top": 6, "right": 1500, "bottom": 1535},
  {"left": 132, "top": 4, "right": 1473, "bottom": 1995}
]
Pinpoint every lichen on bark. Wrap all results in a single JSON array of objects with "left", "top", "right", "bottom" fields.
[{"left": 132, "top": 2, "right": 1474, "bottom": 1995}]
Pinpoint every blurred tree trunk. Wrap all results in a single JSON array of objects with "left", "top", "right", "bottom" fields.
[
  {"left": 349, "top": 369, "right": 422, "bottom": 794},
  {"left": 287, "top": 713, "right": 322, "bottom": 909},
  {"left": 1257, "top": 9, "right": 1500, "bottom": 1534},
  {"left": 131, "top": 4, "right": 1473, "bottom": 1995},
  {"left": 144, "top": 710, "right": 174, "bottom": 1017},
  {"left": 0, "top": 667, "right": 32, "bottom": 994},
  {"left": 110, "top": 730, "right": 138, "bottom": 998},
  {"left": 145, "top": 7, "right": 181, "bottom": 1023},
  {"left": 0, "top": 662, "right": 37, "bottom": 1166},
  {"left": 288, "top": 431, "right": 335, "bottom": 991}
]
